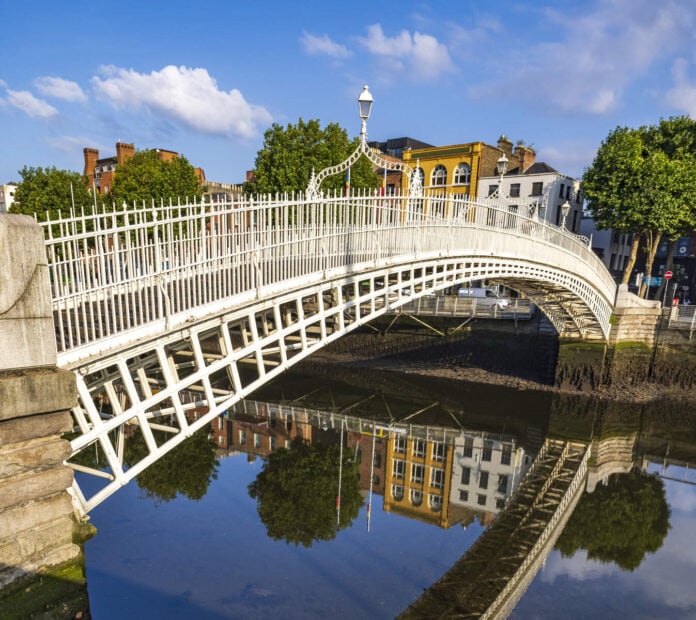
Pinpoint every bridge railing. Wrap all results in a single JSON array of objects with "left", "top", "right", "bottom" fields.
[{"left": 41, "top": 190, "right": 614, "bottom": 359}]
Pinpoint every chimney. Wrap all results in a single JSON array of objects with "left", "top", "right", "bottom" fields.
[
  {"left": 497, "top": 134, "right": 514, "bottom": 160},
  {"left": 83, "top": 147, "right": 99, "bottom": 177},
  {"left": 513, "top": 143, "right": 536, "bottom": 173},
  {"left": 115, "top": 141, "right": 135, "bottom": 165}
]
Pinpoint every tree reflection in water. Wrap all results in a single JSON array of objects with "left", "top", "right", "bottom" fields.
[
  {"left": 248, "top": 437, "right": 363, "bottom": 547},
  {"left": 555, "top": 470, "right": 670, "bottom": 571}
]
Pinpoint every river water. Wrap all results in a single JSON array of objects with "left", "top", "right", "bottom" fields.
[{"left": 80, "top": 368, "right": 696, "bottom": 619}]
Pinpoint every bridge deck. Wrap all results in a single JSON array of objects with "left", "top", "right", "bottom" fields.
[{"left": 398, "top": 439, "right": 588, "bottom": 619}]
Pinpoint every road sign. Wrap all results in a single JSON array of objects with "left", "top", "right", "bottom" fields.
[{"left": 664, "top": 270, "right": 673, "bottom": 280}]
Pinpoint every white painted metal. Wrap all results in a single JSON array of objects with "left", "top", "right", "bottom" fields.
[{"left": 41, "top": 191, "right": 615, "bottom": 515}]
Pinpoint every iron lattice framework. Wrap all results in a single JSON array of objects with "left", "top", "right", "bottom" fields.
[
  {"left": 398, "top": 439, "right": 589, "bottom": 619},
  {"left": 41, "top": 192, "right": 614, "bottom": 514}
]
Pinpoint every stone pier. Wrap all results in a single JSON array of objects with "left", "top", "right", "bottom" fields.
[{"left": 0, "top": 215, "right": 82, "bottom": 601}]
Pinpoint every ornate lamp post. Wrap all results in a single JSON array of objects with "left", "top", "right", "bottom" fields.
[
  {"left": 496, "top": 153, "right": 509, "bottom": 188},
  {"left": 358, "top": 85, "right": 373, "bottom": 144},
  {"left": 561, "top": 200, "right": 571, "bottom": 229},
  {"left": 306, "top": 85, "right": 418, "bottom": 199}
]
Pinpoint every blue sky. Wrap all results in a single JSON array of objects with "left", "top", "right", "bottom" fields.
[{"left": 2, "top": 0, "right": 695, "bottom": 186}]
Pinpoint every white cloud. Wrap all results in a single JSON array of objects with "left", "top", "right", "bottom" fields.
[
  {"left": 471, "top": 0, "right": 696, "bottom": 116},
  {"left": 5, "top": 89, "right": 58, "bottom": 119},
  {"left": 34, "top": 76, "right": 87, "bottom": 103},
  {"left": 664, "top": 58, "right": 696, "bottom": 116},
  {"left": 91, "top": 65, "right": 272, "bottom": 139},
  {"left": 300, "top": 32, "right": 351, "bottom": 59},
  {"left": 358, "top": 24, "right": 455, "bottom": 80}
]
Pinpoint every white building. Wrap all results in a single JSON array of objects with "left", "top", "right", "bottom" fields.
[
  {"left": 477, "top": 162, "right": 584, "bottom": 234},
  {"left": 449, "top": 431, "right": 532, "bottom": 515},
  {"left": 0, "top": 183, "right": 17, "bottom": 213}
]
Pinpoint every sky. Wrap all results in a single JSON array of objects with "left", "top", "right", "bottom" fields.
[{"left": 1, "top": 0, "right": 696, "bottom": 187}]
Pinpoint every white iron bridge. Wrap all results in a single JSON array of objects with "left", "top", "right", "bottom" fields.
[{"left": 43, "top": 191, "right": 616, "bottom": 514}]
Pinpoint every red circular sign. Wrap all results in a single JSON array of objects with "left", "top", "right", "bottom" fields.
[{"left": 664, "top": 271, "right": 673, "bottom": 280}]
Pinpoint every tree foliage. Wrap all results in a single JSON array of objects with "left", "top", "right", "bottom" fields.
[
  {"left": 582, "top": 116, "right": 696, "bottom": 291},
  {"left": 111, "top": 149, "right": 203, "bottom": 206},
  {"left": 248, "top": 437, "right": 363, "bottom": 547},
  {"left": 244, "top": 118, "right": 381, "bottom": 195},
  {"left": 555, "top": 471, "right": 670, "bottom": 571},
  {"left": 13, "top": 166, "right": 95, "bottom": 221},
  {"left": 125, "top": 426, "right": 219, "bottom": 504}
]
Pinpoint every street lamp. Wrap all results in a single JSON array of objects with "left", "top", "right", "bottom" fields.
[
  {"left": 561, "top": 200, "right": 571, "bottom": 229},
  {"left": 358, "top": 85, "right": 373, "bottom": 143},
  {"left": 496, "top": 153, "right": 508, "bottom": 187}
]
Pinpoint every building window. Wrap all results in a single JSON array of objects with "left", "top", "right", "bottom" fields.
[
  {"left": 413, "top": 440, "right": 425, "bottom": 458},
  {"left": 463, "top": 436, "right": 473, "bottom": 458},
  {"left": 477, "top": 494, "right": 487, "bottom": 506},
  {"left": 270, "top": 436, "right": 276, "bottom": 451},
  {"left": 432, "top": 442, "right": 445, "bottom": 462},
  {"left": 559, "top": 183, "right": 565, "bottom": 198},
  {"left": 501, "top": 443, "right": 512, "bottom": 466},
  {"left": 461, "top": 466, "right": 471, "bottom": 485},
  {"left": 238, "top": 429, "right": 246, "bottom": 445},
  {"left": 531, "top": 182, "right": 543, "bottom": 196},
  {"left": 411, "top": 463, "right": 424, "bottom": 484},
  {"left": 431, "top": 468, "right": 445, "bottom": 489},
  {"left": 393, "top": 459, "right": 405, "bottom": 480},
  {"left": 454, "top": 163, "right": 471, "bottom": 185},
  {"left": 566, "top": 185, "right": 571, "bottom": 200},
  {"left": 497, "top": 474, "right": 509, "bottom": 494},
  {"left": 488, "top": 184, "right": 498, "bottom": 197},
  {"left": 395, "top": 436, "right": 406, "bottom": 454},
  {"left": 373, "top": 453, "right": 382, "bottom": 468},
  {"left": 509, "top": 183, "right": 520, "bottom": 197},
  {"left": 431, "top": 165, "right": 447, "bottom": 186},
  {"left": 482, "top": 440, "right": 493, "bottom": 462},
  {"left": 479, "top": 470, "right": 489, "bottom": 489},
  {"left": 429, "top": 494, "right": 443, "bottom": 512},
  {"left": 496, "top": 498, "right": 506, "bottom": 510},
  {"left": 411, "top": 489, "right": 423, "bottom": 506},
  {"left": 459, "top": 489, "right": 469, "bottom": 502},
  {"left": 392, "top": 484, "right": 404, "bottom": 501},
  {"left": 253, "top": 433, "right": 261, "bottom": 448}
]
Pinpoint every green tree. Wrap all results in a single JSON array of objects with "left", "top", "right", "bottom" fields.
[
  {"left": 125, "top": 426, "right": 219, "bottom": 504},
  {"left": 248, "top": 437, "right": 363, "bottom": 547},
  {"left": 583, "top": 117, "right": 696, "bottom": 296},
  {"left": 244, "top": 118, "right": 381, "bottom": 195},
  {"left": 555, "top": 471, "right": 670, "bottom": 571},
  {"left": 111, "top": 149, "right": 203, "bottom": 206},
  {"left": 13, "top": 166, "right": 95, "bottom": 221}
]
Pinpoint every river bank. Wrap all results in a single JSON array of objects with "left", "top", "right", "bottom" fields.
[{"left": 307, "top": 318, "right": 696, "bottom": 404}]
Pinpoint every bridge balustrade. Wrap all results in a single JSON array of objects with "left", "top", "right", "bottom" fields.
[{"left": 42, "top": 190, "right": 615, "bottom": 365}]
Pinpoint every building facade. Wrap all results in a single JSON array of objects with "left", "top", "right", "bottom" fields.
[
  {"left": 0, "top": 183, "right": 17, "bottom": 212},
  {"left": 402, "top": 135, "right": 536, "bottom": 200},
  {"left": 83, "top": 141, "right": 206, "bottom": 195},
  {"left": 477, "top": 158, "right": 584, "bottom": 234}
]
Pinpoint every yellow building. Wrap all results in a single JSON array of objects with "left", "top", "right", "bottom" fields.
[
  {"left": 383, "top": 432, "right": 455, "bottom": 528},
  {"left": 402, "top": 135, "right": 536, "bottom": 200}
]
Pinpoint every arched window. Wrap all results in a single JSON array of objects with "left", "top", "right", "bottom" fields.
[
  {"left": 410, "top": 489, "right": 423, "bottom": 506},
  {"left": 431, "top": 165, "right": 447, "bottom": 186},
  {"left": 429, "top": 494, "right": 443, "bottom": 512},
  {"left": 454, "top": 163, "right": 471, "bottom": 185},
  {"left": 392, "top": 484, "right": 404, "bottom": 501}
]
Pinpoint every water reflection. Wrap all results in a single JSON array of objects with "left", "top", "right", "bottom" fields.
[{"left": 79, "top": 370, "right": 696, "bottom": 619}]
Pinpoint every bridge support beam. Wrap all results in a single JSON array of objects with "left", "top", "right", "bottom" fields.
[{"left": 0, "top": 215, "right": 84, "bottom": 609}]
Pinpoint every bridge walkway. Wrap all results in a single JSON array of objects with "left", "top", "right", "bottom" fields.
[{"left": 398, "top": 439, "right": 588, "bottom": 619}]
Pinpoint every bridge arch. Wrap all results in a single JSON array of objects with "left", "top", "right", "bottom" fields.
[{"left": 42, "top": 192, "right": 615, "bottom": 513}]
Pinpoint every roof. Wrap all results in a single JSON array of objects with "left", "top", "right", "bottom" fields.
[{"left": 504, "top": 162, "right": 558, "bottom": 176}]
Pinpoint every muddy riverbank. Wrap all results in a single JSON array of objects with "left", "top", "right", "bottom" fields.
[{"left": 305, "top": 318, "right": 696, "bottom": 403}]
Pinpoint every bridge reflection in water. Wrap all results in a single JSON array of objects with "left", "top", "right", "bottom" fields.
[{"left": 213, "top": 398, "right": 589, "bottom": 619}]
